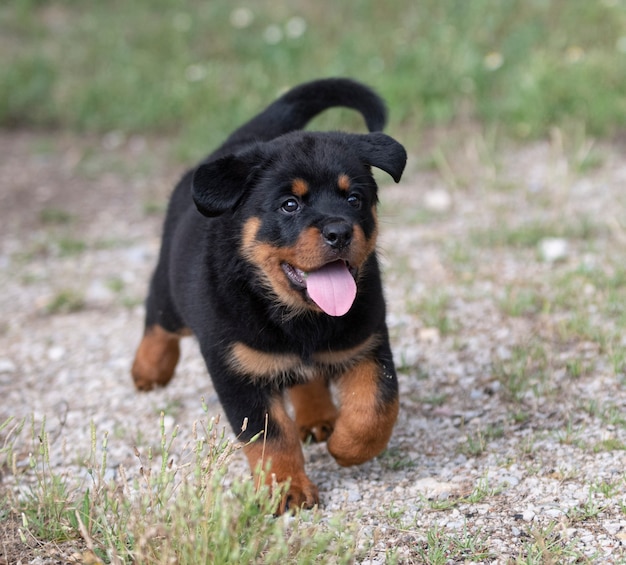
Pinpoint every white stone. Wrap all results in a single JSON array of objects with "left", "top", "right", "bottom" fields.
[
  {"left": 539, "top": 237, "right": 569, "bottom": 262},
  {"left": 0, "top": 358, "right": 16, "bottom": 373},
  {"left": 47, "top": 346, "right": 65, "bottom": 361},
  {"left": 423, "top": 189, "right": 452, "bottom": 212}
]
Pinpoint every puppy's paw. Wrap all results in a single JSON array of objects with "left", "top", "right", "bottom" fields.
[
  {"left": 327, "top": 425, "right": 374, "bottom": 467},
  {"left": 297, "top": 418, "right": 336, "bottom": 443},
  {"left": 278, "top": 476, "right": 320, "bottom": 514},
  {"left": 327, "top": 402, "right": 398, "bottom": 466}
]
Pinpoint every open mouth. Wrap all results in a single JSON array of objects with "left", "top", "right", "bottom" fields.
[{"left": 281, "top": 260, "right": 357, "bottom": 317}]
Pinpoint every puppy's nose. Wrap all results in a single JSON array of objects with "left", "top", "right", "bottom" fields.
[{"left": 322, "top": 221, "right": 353, "bottom": 250}]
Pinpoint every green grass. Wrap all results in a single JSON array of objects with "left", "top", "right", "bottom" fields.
[
  {"left": 499, "top": 285, "right": 546, "bottom": 317},
  {"left": 459, "top": 425, "right": 505, "bottom": 457},
  {"left": 410, "top": 291, "right": 456, "bottom": 336},
  {"left": 517, "top": 522, "right": 583, "bottom": 564},
  {"left": 471, "top": 216, "right": 601, "bottom": 250},
  {"left": 3, "top": 0, "right": 626, "bottom": 158},
  {"left": 492, "top": 340, "right": 550, "bottom": 403},
  {"left": 415, "top": 524, "right": 492, "bottom": 564},
  {"left": 39, "top": 208, "right": 75, "bottom": 226},
  {"left": 3, "top": 2, "right": 626, "bottom": 562},
  {"left": 1, "top": 414, "right": 359, "bottom": 564},
  {"left": 44, "top": 289, "right": 86, "bottom": 314}
]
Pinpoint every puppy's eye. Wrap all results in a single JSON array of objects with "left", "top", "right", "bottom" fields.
[
  {"left": 281, "top": 198, "right": 301, "bottom": 214},
  {"left": 347, "top": 193, "right": 362, "bottom": 209}
]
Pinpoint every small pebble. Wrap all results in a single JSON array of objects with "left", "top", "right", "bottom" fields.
[
  {"left": 48, "top": 346, "right": 66, "bottom": 361},
  {"left": 423, "top": 189, "right": 452, "bottom": 213},
  {"left": 539, "top": 237, "right": 569, "bottom": 262},
  {"left": 0, "top": 358, "right": 16, "bottom": 373}
]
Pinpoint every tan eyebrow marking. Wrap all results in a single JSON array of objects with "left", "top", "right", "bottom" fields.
[
  {"left": 292, "top": 178, "right": 309, "bottom": 197},
  {"left": 337, "top": 174, "right": 351, "bottom": 191}
]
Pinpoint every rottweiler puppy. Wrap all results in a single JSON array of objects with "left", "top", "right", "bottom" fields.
[{"left": 131, "top": 78, "right": 407, "bottom": 512}]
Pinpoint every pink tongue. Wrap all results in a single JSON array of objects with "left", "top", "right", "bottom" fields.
[{"left": 306, "top": 261, "right": 357, "bottom": 316}]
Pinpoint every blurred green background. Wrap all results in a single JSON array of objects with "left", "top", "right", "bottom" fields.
[{"left": 2, "top": 0, "right": 626, "bottom": 158}]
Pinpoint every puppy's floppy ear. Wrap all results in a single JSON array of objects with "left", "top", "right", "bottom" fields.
[
  {"left": 354, "top": 132, "right": 407, "bottom": 183},
  {"left": 192, "top": 154, "right": 255, "bottom": 217}
]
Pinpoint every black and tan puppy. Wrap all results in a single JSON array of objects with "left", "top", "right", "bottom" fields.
[{"left": 132, "top": 78, "right": 407, "bottom": 512}]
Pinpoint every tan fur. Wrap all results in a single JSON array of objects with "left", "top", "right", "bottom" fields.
[
  {"left": 243, "top": 397, "right": 319, "bottom": 512},
  {"left": 291, "top": 178, "right": 309, "bottom": 197},
  {"left": 228, "top": 333, "right": 381, "bottom": 382},
  {"left": 240, "top": 217, "right": 378, "bottom": 313},
  {"left": 327, "top": 358, "right": 399, "bottom": 466},
  {"left": 229, "top": 342, "right": 303, "bottom": 380},
  {"left": 131, "top": 325, "right": 184, "bottom": 390},
  {"left": 289, "top": 377, "right": 338, "bottom": 442},
  {"left": 337, "top": 174, "right": 351, "bottom": 191},
  {"left": 311, "top": 332, "right": 381, "bottom": 367}
]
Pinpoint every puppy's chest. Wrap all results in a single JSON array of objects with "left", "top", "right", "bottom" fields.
[{"left": 227, "top": 333, "right": 380, "bottom": 384}]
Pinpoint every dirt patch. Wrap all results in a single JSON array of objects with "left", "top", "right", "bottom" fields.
[{"left": 1, "top": 129, "right": 626, "bottom": 562}]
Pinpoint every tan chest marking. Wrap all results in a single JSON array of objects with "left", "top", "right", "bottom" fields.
[{"left": 228, "top": 333, "right": 381, "bottom": 382}]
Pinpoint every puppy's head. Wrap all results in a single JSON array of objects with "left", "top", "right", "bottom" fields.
[{"left": 192, "top": 132, "right": 406, "bottom": 316}]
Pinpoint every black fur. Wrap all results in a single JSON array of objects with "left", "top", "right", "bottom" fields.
[{"left": 133, "top": 78, "right": 407, "bottom": 509}]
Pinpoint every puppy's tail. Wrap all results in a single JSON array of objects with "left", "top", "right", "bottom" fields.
[{"left": 223, "top": 78, "right": 387, "bottom": 148}]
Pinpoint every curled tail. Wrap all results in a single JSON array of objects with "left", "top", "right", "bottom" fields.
[{"left": 222, "top": 78, "right": 387, "bottom": 149}]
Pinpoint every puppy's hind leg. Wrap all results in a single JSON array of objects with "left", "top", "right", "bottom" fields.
[
  {"left": 132, "top": 325, "right": 183, "bottom": 391},
  {"left": 132, "top": 270, "right": 188, "bottom": 391}
]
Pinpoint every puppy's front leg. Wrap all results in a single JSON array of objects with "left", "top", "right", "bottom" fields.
[
  {"left": 288, "top": 376, "right": 338, "bottom": 443},
  {"left": 242, "top": 395, "right": 319, "bottom": 513},
  {"left": 328, "top": 355, "right": 398, "bottom": 466}
]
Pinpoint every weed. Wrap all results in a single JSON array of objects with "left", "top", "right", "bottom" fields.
[
  {"left": 3, "top": 413, "right": 359, "bottom": 564},
  {"left": 105, "top": 277, "right": 125, "bottom": 294},
  {"left": 460, "top": 429, "right": 488, "bottom": 457},
  {"left": 593, "top": 479, "right": 621, "bottom": 499},
  {"left": 56, "top": 238, "right": 87, "bottom": 257},
  {"left": 0, "top": 417, "right": 24, "bottom": 474},
  {"left": 567, "top": 486, "right": 610, "bottom": 523},
  {"left": 385, "top": 502, "right": 406, "bottom": 521},
  {"left": 39, "top": 208, "right": 74, "bottom": 225},
  {"left": 20, "top": 417, "right": 79, "bottom": 543},
  {"left": 380, "top": 447, "right": 416, "bottom": 471},
  {"left": 121, "top": 296, "right": 143, "bottom": 309},
  {"left": 564, "top": 358, "right": 590, "bottom": 379},
  {"left": 593, "top": 438, "right": 626, "bottom": 453},
  {"left": 428, "top": 477, "right": 499, "bottom": 511},
  {"left": 556, "top": 419, "right": 584, "bottom": 448},
  {"left": 517, "top": 522, "right": 582, "bottom": 564},
  {"left": 416, "top": 524, "right": 491, "bottom": 564},
  {"left": 45, "top": 290, "right": 85, "bottom": 315},
  {"left": 492, "top": 341, "right": 549, "bottom": 402},
  {"left": 411, "top": 292, "right": 456, "bottom": 337},
  {"left": 143, "top": 201, "right": 167, "bottom": 216},
  {"left": 499, "top": 285, "right": 546, "bottom": 317},
  {"left": 422, "top": 393, "right": 448, "bottom": 407},
  {"left": 465, "top": 477, "right": 502, "bottom": 504}
]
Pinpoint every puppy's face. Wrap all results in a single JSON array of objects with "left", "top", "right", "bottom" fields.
[
  {"left": 240, "top": 154, "right": 379, "bottom": 316},
  {"left": 192, "top": 132, "right": 406, "bottom": 316}
]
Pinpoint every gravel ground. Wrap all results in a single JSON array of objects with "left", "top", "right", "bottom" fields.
[{"left": 1, "top": 130, "right": 626, "bottom": 563}]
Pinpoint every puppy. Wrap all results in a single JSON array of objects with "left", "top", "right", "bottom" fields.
[{"left": 131, "top": 78, "right": 407, "bottom": 512}]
